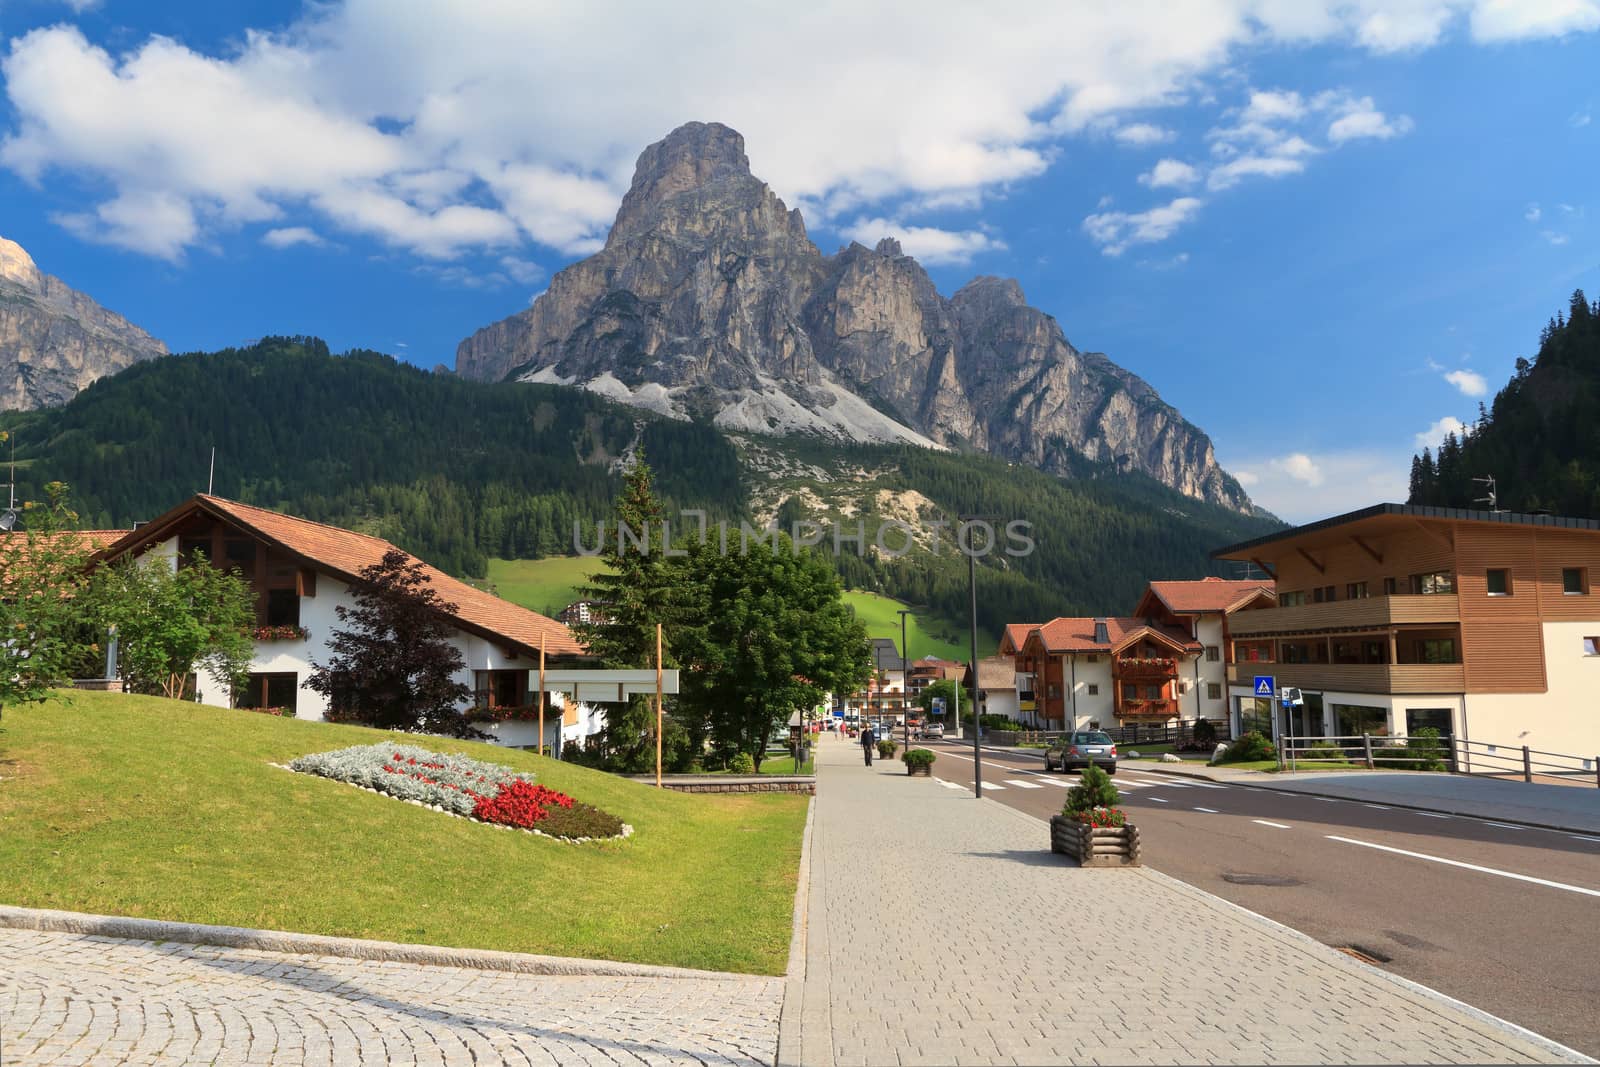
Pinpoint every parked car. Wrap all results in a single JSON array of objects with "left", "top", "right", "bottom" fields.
[
  {"left": 919, "top": 723, "right": 945, "bottom": 740},
  {"left": 1044, "top": 731, "right": 1118, "bottom": 774}
]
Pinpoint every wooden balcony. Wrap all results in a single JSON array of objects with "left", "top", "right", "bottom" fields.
[
  {"left": 1119, "top": 698, "right": 1180, "bottom": 720},
  {"left": 1114, "top": 657, "right": 1177, "bottom": 681},
  {"left": 1227, "top": 662, "right": 1465, "bottom": 694},
  {"left": 1228, "top": 594, "right": 1459, "bottom": 636}
]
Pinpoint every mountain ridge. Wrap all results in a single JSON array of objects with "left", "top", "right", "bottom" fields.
[
  {"left": 0, "top": 234, "right": 168, "bottom": 410},
  {"left": 456, "top": 121, "right": 1253, "bottom": 513}
]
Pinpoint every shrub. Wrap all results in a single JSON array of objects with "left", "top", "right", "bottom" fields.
[
  {"left": 1302, "top": 741, "right": 1350, "bottom": 763},
  {"left": 1064, "top": 762, "right": 1120, "bottom": 814},
  {"left": 728, "top": 752, "right": 756, "bottom": 775},
  {"left": 877, "top": 739, "right": 898, "bottom": 758},
  {"left": 1372, "top": 730, "right": 1448, "bottom": 772},
  {"left": 1191, "top": 718, "right": 1217, "bottom": 746},
  {"left": 902, "top": 748, "right": 937, "bottom": 769},
  {"left": 1219, "top": 730, "right": 1275, "bottom": 763},
  {"left": 535, "top": 802, "right": 626, "bottom": 840}
]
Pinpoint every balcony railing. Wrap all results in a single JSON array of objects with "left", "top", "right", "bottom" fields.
[
  {"left": 1119, "top": 698, "right": 1180, "bottom": 719},
  {"left": 1228, "top": 594, "right": 1460, "bottom": 636},
  {"left": 1226, "top": 662, "right": 1466, "bottom": 694},
  {"left": 1114, "top": 657, "right": 1176, "bottom": 680}
]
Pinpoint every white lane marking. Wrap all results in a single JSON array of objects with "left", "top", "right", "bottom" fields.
[
  {"left": 1365, "top": 804, "right": 1390, "bottom": 810},
  {"left": 1569, "top": 835, "right": 1600, "bottom": 844},
  {"left": 1417, "top": 812, "right": 1452, "bottom": 819},
  {"left": 1314, "top": 797, "right": 1339, "bottom": 803},
  {"left": 1003, "top": 779, "right": 1044, "bottom": 790},
  {"left": 1147, "top": 797, "right": 1169, "bottom": 803},
  {"left": 1193, "top": 806, "right": 1220, "bottom": 814},
  {"left": 1126, "top": 778, "right": 1188, "bottom": 789},
  {"left": 1326, "top": 836, "right": 1600, "bottom": 898},
  {"left": 936, "top": 780, "right": 966, "bottom": 791},
  {"left": 1254, "top": 819, "right": 1292, "bottom": 829},
  {"left": 1483, "top": 822, "right": 1525, "bottom": 831}
]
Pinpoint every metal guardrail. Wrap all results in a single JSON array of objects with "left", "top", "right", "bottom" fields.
[{"left": 1280, "top": 733, "right": 1600, "bottom": 787}]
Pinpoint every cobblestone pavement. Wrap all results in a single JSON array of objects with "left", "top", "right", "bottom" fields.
[
  {"left": 1, "top": 929, "right": 781, "bottom": 1066},
  {"left": 792, "top": 734, "right": 1590, "bottom": 1067}
]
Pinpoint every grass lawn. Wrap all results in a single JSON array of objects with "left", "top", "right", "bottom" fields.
[
  {"left": 479, "top": 556, "right": 605, "bottom": 616},
  {"left": 842, "top": 590, "right": 997, "bottom": 663},
  {"left": 0, "top": 691, "right": 806, "bottom": 975}
]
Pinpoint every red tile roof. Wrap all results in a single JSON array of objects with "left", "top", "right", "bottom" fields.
[
  {"left": 1141, "top": 578, "right": 1275, "bottom": 615},
  {"left": 1031, "top": 616, "right": 1200, "bottom": 654},
  {"left": 999, "top": 623, "right": 1037, "bottom": 654},
  {"left": 100, "top": 496, "right": 583, "bottom": 657}
]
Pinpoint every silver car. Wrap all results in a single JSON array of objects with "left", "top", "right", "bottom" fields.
[
  {"left": 920, "top": 723, "right": 945, "bottom": 740},
  {"left": 1044, "top": 730, "right": 1118, "bottom": 775}
]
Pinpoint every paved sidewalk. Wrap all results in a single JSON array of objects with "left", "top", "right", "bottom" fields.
[
  {"left": 1137, "top": 762, "right": 1600, "bottom": 834},
  {"left": 0, "top": 929, "right": 781, "bottom": 1065},
  {"left": 789, "top": 734, "right": 1589, "bottom": 1066}
]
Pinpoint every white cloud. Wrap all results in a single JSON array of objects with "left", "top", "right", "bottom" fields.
[
  {"left": 1542, "top": 230, "right": 1571, "bottom": 245},
  {"left": 262, "top": 226, "right": 325, "bottom": 248},
  {"left": 1573, "top": 111, "right": 1594, "bottom": 128},
  {"left": 1327, "top": 101, "right": 1416, "bottom": 142},
  {"left": 1137, "top": 251, "right": 1191, "bottom": 270},
  {"left": 842, "top": 218, "right": 1006, "bottom": 265},
  {"left": 1227, "top": 449, "right": 1409, "bottom": 523},
  {"left": 1207, "top": 153, "right": 1308, "bottom": 190},
  {"left": 1444, "top": 368, "right": 1488, "bottom": 396},
  {"left": 1138, "top": 158, "right": 1200, "bottom": 188},
  {"left": 1082, "top": 197, "right": 1204, "bottom": 256},
  {"left": 1113, "top": 123, "right": 1174, "bottom": 146},
  {"left": 1525, "top": 202, "right": 1542, "bottom": 222},
  {"left": 0, "top": 2, "right": 1590, "bottom": 265},
  {"left": 1415, "top": 415, "right": 1467, "bottom": 448}
]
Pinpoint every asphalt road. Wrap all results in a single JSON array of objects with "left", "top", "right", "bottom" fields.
[{"left": 923, "top": 739, "right": 1600, "bottom": 1058}]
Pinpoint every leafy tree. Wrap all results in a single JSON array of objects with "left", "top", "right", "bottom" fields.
[
  {"left": 91, "top": 554, "right": 254, "bottom": 701},
  {"left": 917, "top": 677, "right": 963, "bottom": 718},
  {"left": 0, "top": 481, "right": 98, "bottom": 717},
  {"left": 674, "top": 533, "right": 871, "bottom": 769},
  {"left": 307, "top": 548, "right": 477, "bottom": 736},
  {"left": 571, "top": 450, "right": 691, "bottom": 771}
]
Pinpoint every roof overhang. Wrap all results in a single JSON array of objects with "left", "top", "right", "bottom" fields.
[{"left": 1212, "top": 502, "right": 1600, "bottom": 562}]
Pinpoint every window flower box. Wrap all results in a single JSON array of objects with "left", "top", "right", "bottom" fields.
[
  {"left": 465, "top": 703, "right": 544, "bottom": 723},
  {"left": 254, "top": 625, "right": 309, "bottom": 642}
]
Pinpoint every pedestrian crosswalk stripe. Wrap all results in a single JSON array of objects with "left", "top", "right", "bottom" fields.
[
  {"left": 1033, "top": 777, "right": 1069, "bottom": 786},
  {"left": 1003, "top": 779, "right": 1043, "bottom": 789},
  {"left": 938, "top": 781, "right": 966, "bottom": 791},
  {"left": 982, "top": 782, "right": 1006, "bottom": 790}
]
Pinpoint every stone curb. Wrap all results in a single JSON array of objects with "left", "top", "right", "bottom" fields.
[
  {"left": 987, "top": 803, "right": 1595, "bottom": 1064},
  {"left": 774, "top": 794, "right": 816, "bottom": 1067},
  {"left": 0, "top": 904, "right": 756, "bottom": 981},
  {"left": 1135, "top": 764, "right": 1600, "bottom": 836}
]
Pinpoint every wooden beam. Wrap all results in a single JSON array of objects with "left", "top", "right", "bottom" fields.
[
  {"left": 1250, "top": 557, "right": 1276, "bottom": 580},
  {"left": 1297, "top": 547, "right": 1326, "bottom": 575},
  {"left": 1412, "top": 519, "right": 1454, "bottom": 551},
  {"left": 1350, "top": 535, "right": 1383, "bottom": 564}
]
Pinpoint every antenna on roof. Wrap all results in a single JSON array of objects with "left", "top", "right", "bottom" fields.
[
  {"left": 1472, "top": 475, "right": 1502, "bottom": 514},
  {"left": 208, "top": 446, "right": 215, "bottom": 495}
]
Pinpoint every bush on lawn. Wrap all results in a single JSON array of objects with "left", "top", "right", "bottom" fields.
[
  {"left": 1191, "top": 718, "right": 1217, "bottom": 746},
  {"left": 1219, "top": 730, "right": 1275, "bottom": 763},
  {"left": 728, "top": 752, "right": 756, "bottom": 775},
  {"left": 1374, "top": 727, "right": 1449, "bottom": 771},
  {"left": 902, "top": 748, "right": 937, "bottom": 769}
]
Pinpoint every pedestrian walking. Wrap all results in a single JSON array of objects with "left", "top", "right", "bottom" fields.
[{"left": 860, "top": 723, "right": 876, "bottom": 766}]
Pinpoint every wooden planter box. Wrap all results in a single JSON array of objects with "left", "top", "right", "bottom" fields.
[
  {"left": 906, "top": 763, "right": 932, "bottom": 777},
  {"left": 1050, "top": 815, "right": 1141, "bottom": 867}
]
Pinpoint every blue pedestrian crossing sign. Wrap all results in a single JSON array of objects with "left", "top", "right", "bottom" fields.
[{"left": 1253, "top": 675, "right": 1276, "bottom": 697}]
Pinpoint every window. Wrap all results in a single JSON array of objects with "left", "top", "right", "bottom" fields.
[
  {"left": 1238, "top": 696, "right": 1273, "bottom": 736},
  {"left": 237, "top": 672, "right": 298, "bottom": 714},
  {"left": 1346, "top": 581, "right": 1368, "bottom": 600},
  {"left": 1085, "top": 684, "right": 1099, "bottom": 696},
  {"left": 1486, "top": 568, "right": 1511, "bottom": 596},
  {"left": 1085, "top": 655, "right": 1099, "bottom": 663},
  {"left": 1047, "top": 684, "right": 1060, "bottom": 698},
  {"left": 265, "top": 589, "right": 300, "bottom": 627},
  {"left": 179, "top": 537, "right": 210, "bottom": 568},
  {"left": 223, "top": 537, "right": 254, "bottom": 573},
  {"left": 1279, "top": 591, "right": 1305, "bottom": 607},
  {"left": 1333, "top": 703, "right": 1388, "bottom": 737},
  {"left": 1413, "top": 639, "right": 1458, "bottom": 664},
  {"left": 1562, "top": 567, "right": 1588, "bottom": 595},
  {"left": 1207, "top": 683, "right": 1222, "bottom": 700},
  {"left": 1145, "top": 685, "right": 1163, "bottom": 700},
  {"left": 475, "top": 669, "right": 526, "bottom": 709},
  {"left": 1383, "top": 577, "right": 1398, "bottom": 596},
  {"left": 1312, "top": 586, "right": 1326, "bottom": 603},
  {"left": 1585, "top": 637, "right": 1600, "bottom": 656},
  {"left": 1411, "top": 571, "right": 1455, "bottom": 595},
  {"left": 1205, "top": 645, "right": 1220, "bottom": 662},
  {"left": 1405, "top": 708, "right": 1453, "bottom": 737}
]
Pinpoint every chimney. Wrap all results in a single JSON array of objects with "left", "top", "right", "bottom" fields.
[{"left": 1092, "top": 618, "right": 1110, "bottom": 645}]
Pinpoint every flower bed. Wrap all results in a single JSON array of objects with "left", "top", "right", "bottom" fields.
[{"left": 288, "top": 743, "right": 626, "bottom": 841}]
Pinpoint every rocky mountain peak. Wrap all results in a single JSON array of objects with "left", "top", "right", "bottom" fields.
[
  {"left": 455, "top": 124, "right": 1254, "bottom": 513},
  {"left": 610, "top": 121, "right": 755, "bottom": 242},
  {"left": 0, "top": 233, "right": 167, "bottom": 410},
  {"left": 0, "top": 235, "right": 41, "bottom": 289}
]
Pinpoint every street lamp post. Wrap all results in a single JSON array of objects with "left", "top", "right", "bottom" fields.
[
  {"left": 897, "top": 609, "right": 913, "bottom": 756},
  {"left": 967, "top": 533, "right": 982, "bottom": 798}
]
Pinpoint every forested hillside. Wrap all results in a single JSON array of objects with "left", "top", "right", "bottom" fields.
[
  {"left": 0, "top": 337, "right": 1281, "bottom": 627},
  {"left": 1410, "top": 289, "right": 1600, "bottom": 517}
]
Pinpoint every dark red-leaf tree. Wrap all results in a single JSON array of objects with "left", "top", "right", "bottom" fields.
[{"left": 307, "top": 549, "right": 477, "bottom": 736}]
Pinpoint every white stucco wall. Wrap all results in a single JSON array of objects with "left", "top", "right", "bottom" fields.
[
  {"left": 1464, "top": 622, "right": 1600, "bottom": 759},
  {"left": 1195, "top": 615, "right": 1230, "bottom": 719},
  {"left": 1064, "top": 654, "right": 1115, "bottom": 730}
]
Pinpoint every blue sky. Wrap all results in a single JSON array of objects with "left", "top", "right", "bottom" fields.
[{"left": 1, "top": 1, "right": 1596, "bottom": 521}]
